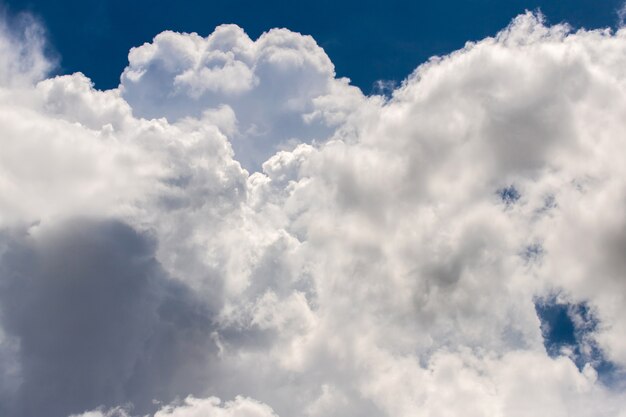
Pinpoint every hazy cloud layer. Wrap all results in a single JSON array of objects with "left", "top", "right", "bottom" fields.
[{"left": 1, "top": 10, "right": 626, "bottom": 417}]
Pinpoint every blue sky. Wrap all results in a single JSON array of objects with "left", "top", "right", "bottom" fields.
[{"left": 4, "top": 0, "right": 626, "bottom": 92}]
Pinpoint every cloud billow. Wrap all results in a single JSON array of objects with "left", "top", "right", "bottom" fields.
[
  {"left": 0, "top": 220, "right": 224, "bottom": 417},
  {"left": 0, "top": 10, "right": 625, "bottom": 417}
]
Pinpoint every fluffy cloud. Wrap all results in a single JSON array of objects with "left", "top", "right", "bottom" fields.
[
  {"left": 0, "top": 9, "right": 626, "bottom": 417},
  {"left": 120, "top": 24, "right": 365, "bottom": 169},
  {"left": 71, "top": 396, "right": 278, "bottom": 417},
  {"left": 0, "top": 220, "right": 224, "bottom": 417}
]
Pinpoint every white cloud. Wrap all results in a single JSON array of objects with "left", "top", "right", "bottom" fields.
[
  {"left": 619, "top": 2, "right": 626, "bottom": 27},
  {"left": 70, "top": 408, "right": 131, "bottom": 417},
  {"left": 154, "top": 396, "right": 278, "bottom": 417},
  {"left": 73, "top": 396, "right": 278, "bottom": 417},
  {"left": 0, "top": 9, "right": 626, "bottom": 417},
  {"left": 120, "top": 24, "right": 366, "bottom": 169},
  {"left": 0, "top": 11, "right": 52, "bottom": 87}
]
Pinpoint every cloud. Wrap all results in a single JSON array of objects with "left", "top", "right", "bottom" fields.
[
  {"left": 120, "top": 24, "right": 366, "bottom": 169},
  {"left": 619, "top": 2, "right": 626, "bottom": 27},
  {"left": 153, "top": 396, "right": 278, "bottom": 417},
  {"left": 0, "top": 9, "right": 626, "bottom": 417},
  {"left": 0, "top": 219, "right": 224, "bottom": 417},
  {"left": 0, "top": 10, "right": 52, "bottom": 87},
  {"left": 72, "top": 396, "right": 278, "bottom": 417}
]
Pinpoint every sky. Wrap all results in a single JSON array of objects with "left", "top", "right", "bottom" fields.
[
  {"left": 1, "top": 1, "right": 626, "bottom": 417},
  {"left": 3, "top": 0, "right": 626, "bottom": 92}
]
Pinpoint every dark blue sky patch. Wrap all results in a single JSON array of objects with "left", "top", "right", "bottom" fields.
[
  {"left": 535, "top": 296, "right": 621, "bottom": 385},
  {"left": 371, "top": 79, "right": 399, "bottom": 99},
  {"left": 2, "top": 0, "right": 626, "bottom": 92},
  {"left": 498, "top": 185, "right": 521, "bottom": 205},
  {"left": 536, "top": 299, "right": 577, "bottom": 351},
  {"left": 521, "top": 243, "right": 544, "bottom": 263}
]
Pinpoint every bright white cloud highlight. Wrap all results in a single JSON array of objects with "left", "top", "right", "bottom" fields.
[
  {"left": 120, "top": 24, "right": 364, "bottom": 169},
  {"left": 0, "top": 10, "right": 625, "bottom": 417}
]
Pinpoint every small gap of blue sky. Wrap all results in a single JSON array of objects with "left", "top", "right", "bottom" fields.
[
  {"left": 535, "top": 296, "right": 624, "bottom": 386},
  {"left": 2, "top": 0, "right": 625, "bottom": 93}
]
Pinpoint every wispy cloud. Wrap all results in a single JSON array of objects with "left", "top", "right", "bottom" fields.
[{"left": 618, "top": 1, "right": 626, "bottom": 26}]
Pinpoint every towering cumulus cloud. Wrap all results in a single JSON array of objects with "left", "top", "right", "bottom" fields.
[{"left": 0, "top": 10, "right": 625, "bottom": 417}]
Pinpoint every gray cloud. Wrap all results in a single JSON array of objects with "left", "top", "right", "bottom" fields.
[{"left": 0, "top": 219, "right": 218, "bottom": 417}]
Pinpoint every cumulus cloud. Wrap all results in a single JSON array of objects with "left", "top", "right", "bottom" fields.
[
  {"left": 71, "top": 396, "right": 278, "bottom": 417},
  {"left": 0, "top": 220, "right": 224, "bottom": 417},
  {"left": 120, "top": 24, "right": 365, "bottom": 169},
  {"left": 0, "top": 9, "right": 626, "bottom": 417}
]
